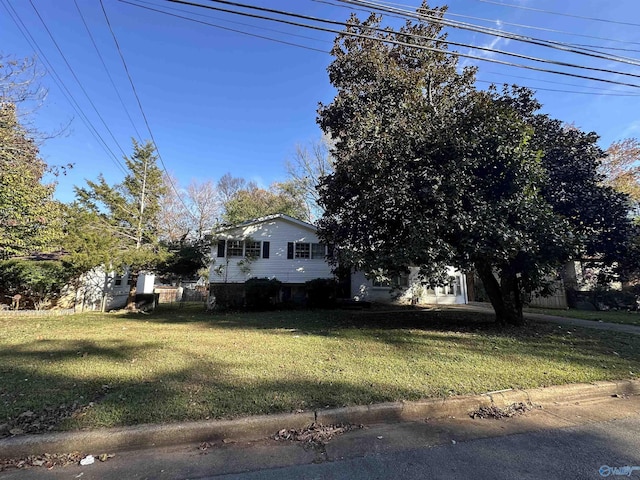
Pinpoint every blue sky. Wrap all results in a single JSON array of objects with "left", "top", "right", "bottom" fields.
[{"left": 2, "top": 0, "right": 640, "bottom": 203}]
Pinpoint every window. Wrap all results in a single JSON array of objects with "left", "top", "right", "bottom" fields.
[
  {"left": 288, "top": 242, "right": 324, "bottom": 260},
  {"left": 295, "top": 242, "right": 310, "bottom": 259},
  {"left": 227, "top": 240, "right": 244, "bottom": 257},
  {"left": 373, "top": 273, "right": 409, "bottom": 288},
  {"left": 311, "top": 243, "right": 326, "bottom": 259},
  {"left": 245, "top": 241, "right": 261, "bottom": 258},
  {"left": 114, "top": 275, "right": 122, "bottom": 286}
]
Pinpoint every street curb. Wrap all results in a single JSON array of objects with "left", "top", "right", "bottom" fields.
[{"left": 1, "top": 379, "right": 638, "bottom": 459}]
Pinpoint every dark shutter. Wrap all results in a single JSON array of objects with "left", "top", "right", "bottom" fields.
[
  {"left": 262, "top": 241, "right": 270, "bottom": 259},
  {"left": 217, "top": 239, "right": 226, "bottom": 258},
  {"left": 287, "top": 242, "right": 294, "bottom": 259},
  {"left": 327, "top": 244, "right": 335, "bottom": 259}
]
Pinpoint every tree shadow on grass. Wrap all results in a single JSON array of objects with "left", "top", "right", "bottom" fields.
[
  {"left": 132, "top": 304, "right": 640, "bottom": 374},
  {"left": 0, "top": 356, "right": 424, "bottom": 441},
  {"left": 0, "top": 339, "right": 152, "bottom": 363}
]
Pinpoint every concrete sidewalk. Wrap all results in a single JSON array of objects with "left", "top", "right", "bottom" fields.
[
  {"left": 3, "top": 389, "right": 640, "bottom": 479},
  {"left": 456, "top": 302, "right": 640, "bottom": 336}
]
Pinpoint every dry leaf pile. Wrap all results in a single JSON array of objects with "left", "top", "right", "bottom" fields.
[{"left": 274, "top": 422, "right": 362, "bottom": 447}]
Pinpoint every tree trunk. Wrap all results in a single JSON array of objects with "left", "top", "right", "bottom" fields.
[
  {"left": 126, "top": 273, "right": 139, "bottom": 310},
  {"left": 475, "top": 263, "right": 524, "bottom": 326}
]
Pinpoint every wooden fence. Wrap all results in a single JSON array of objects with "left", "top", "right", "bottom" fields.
[{"left": 155, "top": 287, "right": 207, "bottom": 304}]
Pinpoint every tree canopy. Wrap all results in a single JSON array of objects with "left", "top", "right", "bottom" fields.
[
  {"left": 317, "top": 4, "right": 633, "bottom": 325},
  {"left": 74, "top": 139, "right": 167, "bottom": 302},
  {"left": 0, "top": 100, "right": 62, "bottom": 259},
  {"left": 222, "top": 181, "right": 309, "bottom": 224}
]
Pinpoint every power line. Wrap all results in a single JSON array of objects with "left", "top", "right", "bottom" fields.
[
  {"left": 150, "top": 0, "right": 640, "bottom": 89},
  {"left": 338, "top": 0, "right": 640, "bottom": 69},
  {"left": 121, "top": 0, "right": 330, "bottom": 53},
  {"left": 475, "top": 0, "right": 640, "bottom": 29},
  {"left": 320, "top": 0, "right": 640, "bottom": 50},
  {"left": 1, "top": 0, "right": 128, "bottom": 176},
  {"left": 482, "top": 70, "right": 640, "bottom": 94},
  {"left": 27, "top": 0, "right": 130, "bottom": 158},
  {"left": 99, "top": 0, "right": 197, "bottom": 221},
  {"left": 74, "top": 0, "right": 145, "bottom": 141},
  {"left": 130, "top": 0, "right": 640, "bottom": 96},
  {"left": 319, "top": 0, "right": 640, "bottom": 64},
  {"left": 135, "top": 0, "right": 331, "bottom": 46}
]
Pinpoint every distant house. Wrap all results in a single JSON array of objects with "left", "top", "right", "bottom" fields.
[
  {"left": 208, "top": 214, "right": 468, "bottom": 306},
  {"left": 72, "top": 268, "right": 155, "bottom": 312}
]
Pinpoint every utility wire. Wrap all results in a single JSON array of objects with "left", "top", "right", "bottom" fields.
[
  {"left": 27, "top": 0, "right": 130, "bottom": 158},
  {"left": 1, "top": 0, "right": 127, "bottom": 175},
  {"left": 482, "top": 70, "right": 640, "bottom": 94},
  {"left": 319, "top": 0, "right": 640, "bottom": 62},
  {"left": 135, "top": 0, "right": 330, "bottom": 46},
  {"left": 475, "top": 0, "right": 640, "bottom": 29},
  {"left": 151, "top": 0, "right": 640, "bottom": 89},
  {"left": 338, "top": 0, "right": 640, "bottom": 69},
  {"left": 125, "top": 1, "right": 640, "bottom": 97},
  {"left": 121, "top": 0, "right": 329, "bottom": 53},
  {"left": 99, "top": 0, "right": 197, "bottom": 221},
  {"left": 74, "top": 0, "right": 144, "bottom": 141},
  {"left": 319, "top": 0, "right": 640, "bottom": 50},
  {"left": 197, "top": 0, "right": 640, "bottom": 73}
]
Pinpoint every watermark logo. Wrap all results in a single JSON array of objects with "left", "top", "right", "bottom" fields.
[{"left": 599, "top": 465, "right": 640, "bottom": 477}]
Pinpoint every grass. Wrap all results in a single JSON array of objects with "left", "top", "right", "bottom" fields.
[
  {"left": 1, "top": 304, "right": 639, "bottom": 433},
  {"left": 526, "top": 307, "right": 640, "bottom": 326}
]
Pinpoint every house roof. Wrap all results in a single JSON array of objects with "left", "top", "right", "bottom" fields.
[{"left": 212, "top": 214, "right": 316, "bottom": 234}]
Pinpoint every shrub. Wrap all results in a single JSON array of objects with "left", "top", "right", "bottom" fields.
[
  {"left": 245, "top": 277, "right": 282, "bottom": 310},
  {"left": 209, "top": 283, "right": 245, "bottom": 310},
  {"left": 305, "top": 278, "right": 338, "bottom": 308},
  {"left": 0, "top": 259, "right": 72, "bottom": 309}
]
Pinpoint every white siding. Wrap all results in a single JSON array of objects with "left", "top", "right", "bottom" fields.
[
  {"left": 209, "top": 217, "right": 333, "bottom": 284},
  {"left": 351, "top": 266, "right": 468, "bottom": 305}
]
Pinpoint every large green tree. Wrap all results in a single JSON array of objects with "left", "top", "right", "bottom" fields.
[
  {"left": 75, "top": 139, "right": 167, "bottom": 306},
  {"left": 1, "top": 55, "right": 66, "bottom": 259},
  {"left": 222, "top": 181, "right": 309, "bottom": 224},
  {"left": 317, "top": 4, "right": 632, "bottom": 325},
  {"left": 0, "top": 102, "right": 62, "bottom": 259}
]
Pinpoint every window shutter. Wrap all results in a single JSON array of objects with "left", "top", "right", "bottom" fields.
[
  {"left": 327, "top": 245, "right": 335, "bottom": 259},
  {"left": 287, "top": 242, "right": 294, "bottom": 259},
  {"left": 262, "top": 241, "right": 270, "bottom": 259},
  {"left": 217, "top": 239, "right": 226, "bottom": 258}
]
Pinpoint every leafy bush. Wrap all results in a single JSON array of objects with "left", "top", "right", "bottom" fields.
[
  {"left": 0, "top": 259, "right": 73, "bottom": 309},
  {"left": 209, "top": 283, "right": 245, "bottom": 310},
  {"left": 305, "top": 278, "right": 338, "bottom": 308},
  {"left": 245, "top": 277, "right": 282, "bottom": 310}
]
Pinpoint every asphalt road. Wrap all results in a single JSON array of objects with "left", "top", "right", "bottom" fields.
[
  {"left": 215, "top": 416, "right": 640, "bottom": 480},
  {"left": 3, "top": 395, "right": 639, "bottom": 480}
]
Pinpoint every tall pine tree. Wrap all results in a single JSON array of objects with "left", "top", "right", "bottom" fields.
[{"left": 75, "top": 139, "right": 167, "bottom": 306}]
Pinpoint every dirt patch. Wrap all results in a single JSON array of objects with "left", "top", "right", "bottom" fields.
[{"left": 469, "top": 402, "right": 535, "bottom": 419}]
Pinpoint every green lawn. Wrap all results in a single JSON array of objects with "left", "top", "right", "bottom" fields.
[
  {"left": 526, "top": 307, "right": 640, "bottom": 326},
  {"left": 1, "top": 305, "right": 639, "bottom": 434}
]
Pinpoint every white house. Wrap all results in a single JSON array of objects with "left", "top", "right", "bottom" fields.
[
  {"left": 72, "top": 268, "right": 155, "bottom": 311},
  {"left": 209, "top": 214, "right": 468, "bottom": 305}
]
